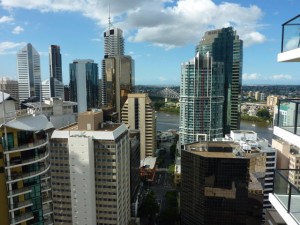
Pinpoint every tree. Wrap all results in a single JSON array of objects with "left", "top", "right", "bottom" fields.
[
  {"left": 138, "top": 191, "right": 159, "bottom": 218},
  {"left": 256, "top": 108, "right": 270, "bottom": 120}
]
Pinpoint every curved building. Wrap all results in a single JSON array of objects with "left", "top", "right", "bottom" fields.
[{"left": 0, "top": 100, "right": 53, "bottom": 224}]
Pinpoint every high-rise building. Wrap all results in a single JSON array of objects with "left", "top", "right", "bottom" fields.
[
  {"left": 41, "top": 78, "right": 64, "bottom": 100},
  {"left": 0, "top": 77, "right": 18, "bottom": 100},
  {"left": 50, "top": 110, "right": 131, "bottom": 225},
  {"left": 179, "top": 53, "right": 224, "bottom": 144},
  {"left": 255, "top": 91, "right": 261, "bottom": 101},
  {"left": 104, "top": 28, "right": 124, "bottom": 57},
  {"left": 69, "top": 59, "right": 98, "bottom": 112},
  {"left": 102, "top": 55, "right": 134, "bottom": 122},
  {"left": 0, "top": 94, "right": 53, "bottom": 225},
  {"left": 181, "top": 133, "right": 274, "bottom": 225},
  {"left": 263, "top": 14, "right": 300, "bottom": 225},
  {"left": 17, "top": 43, "right": 41, "bottom": 102},
  {"left": 196, "top": 27, "right": 243, "bottom": 135},
  {"left": 122, "top": 93, "right": 156, "bottom": 159},
  {"left": 49, "top": 45, "right": 63, "bottom": 98}
]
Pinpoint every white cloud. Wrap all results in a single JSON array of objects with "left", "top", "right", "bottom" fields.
[
  {"left": 284, "top": 36, "right": 299, "bottom": 51},
  {"left": 0, "top": 15, "right": 13, "bottom": 23},
  {"left": 271, "top": 74, "right": 292, "bottom": 80},
  {"left": 243, "top": 73, "right": 261, "bottom": 80},
  {"left": 0, "top": 0, "right": 266, "bottom": 48},
  {"left": 0, "top": 41, "right": 26, "bottom": 55},
  {"left": 12, "top": 26, "right": 24, "bottom": 34},
  {"left": 91, "top": 38, "right": 102, "bottom": 42}
]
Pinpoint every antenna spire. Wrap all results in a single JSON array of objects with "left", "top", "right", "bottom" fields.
[{"left": 108, "top": 4, "right": 112, "bottom": 30}]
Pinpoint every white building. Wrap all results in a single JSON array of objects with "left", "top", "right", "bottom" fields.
[
  {"left": 104, "top": 27, "right": 124, "bottom": 57},
  {"left": 23, "top": 97, "right": 77, "bottom": 129},
  {"left": 50, "top": 110, "right": 131, "bottom": 225},
  {"left": 267, "top": 14, "right": 300, "bottom": 225},
  {"left": 41, "top": 79, "right": 64, "bottom": 100},
  {"left": 17, "top": 43, "right": 41, "bottom": 102}
]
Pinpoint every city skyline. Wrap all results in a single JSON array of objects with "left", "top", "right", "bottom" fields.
[{"left": 0, "top": 0, "right": 299, "bottom": 85}]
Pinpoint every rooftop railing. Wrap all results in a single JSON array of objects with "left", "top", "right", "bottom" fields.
[
  {"left": 281, "top": 14, "right": 300, "bottom": 52},
  {"left": 273, "top": 169, "right": 300, "bottom": 224},
  {"left": 276, "top": 99, "right": 300, "bottom": 136}
]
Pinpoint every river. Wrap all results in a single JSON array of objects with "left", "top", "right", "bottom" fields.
[{"left": 156, "top": 112, "right": 273, "bottom": 142}]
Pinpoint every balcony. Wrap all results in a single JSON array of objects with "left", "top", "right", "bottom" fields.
[
  {"left": 274, "top": 99, "right": 300, "bottom": 148},
  {"left": 5, "top": 149, "right": 49, "bottom": 169},
  {"left": 8, "top": 186, "right": 32, "bottom": 198},
  {"left": 269, "top": 169, "right": 300, "bottom": 225},
  {"left": 9, "top": 199, "right": 33, "bottom": 212},
  {"left": 10, "top": 212, "right": 34, "bottom": 225},
  {"left": 6, "top": 163, "right": 51, "bottom": 184},
  {"left": 4, "top": 138, "right": 48, "bottom": 154},
  {"left": 278, "top": 14, "right": 300, "bottom": 62}
]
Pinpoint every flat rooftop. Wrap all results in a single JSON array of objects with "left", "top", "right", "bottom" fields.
[{"left": 60, "top": 122, "right": 121, "bottom": 132}]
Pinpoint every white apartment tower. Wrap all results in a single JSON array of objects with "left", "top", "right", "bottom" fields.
[
  {"left": 17, "top": 43, "right": 41, "bottom": 102},
  {"left": 50, "top": 110, "right": 131, "bottom": 225},
  {"left": 122, "top": 93, "right": 156, "bottom": 159}
]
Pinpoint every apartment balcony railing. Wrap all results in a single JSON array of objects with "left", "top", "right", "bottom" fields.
[
  {"left": 6, "top": 163, "right": 51, "bottom": 184},
  {"left": 270, "top": 169, "right": 300, "bottom": 225},
  {"left": 281, "top": 14, "right": 300, "bottom": 53},
  {"left": 5, "top": 148, "right": 49, "bottom": 169},
  {"left": 276, "top": 99, "right": 300, "bottom": 135},
  {"left": 3, "top": 138, "right": 48, "bottom": 154},
  {"left": 10, "top": 212, "right": 34, "bottom": 225}
]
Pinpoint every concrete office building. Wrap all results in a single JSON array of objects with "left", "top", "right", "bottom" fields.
[
  {"left": 196, "top": 27, "right": 243, "bottom": 135},
  {"left": 69, "top": 59, "right": 99, "bottom": 112},
  {"left": 41, "top": 78, "right": 64, "bottom": 100},
  {"left": 0, "top": 93, "right": 53, "bottom": 225},
  {"left": 179, "top": 53, "right": 224, "bottom": 144},
  {"left": 17, "top": 43, "right": 41, "bottom": 102},
  {"left": 104, "top": 27, "right": 124, "bottom": 57},
  {"left": 181, "top": 136, "right": 274, "bottom": 225},
  {"left": 122, "top": 93, "right": 156, "bottom": 159},
  {"left": 50, "top": 110, "right": 131, "bottom": 225},
  {"left": 0, "top": 77, "right": 18, "bottom": 100}
]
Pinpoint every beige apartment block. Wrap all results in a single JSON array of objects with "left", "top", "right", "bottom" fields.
[
  {"left": 50, "top": 110, "right": 131, "bottom": 225},
  {"left": 121, "top": 93, "right": 156, "bottom": 159}
]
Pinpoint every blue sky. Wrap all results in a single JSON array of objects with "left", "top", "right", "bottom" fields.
[{"left": 0, "top": 0, "right": 299, "bottom": 86}]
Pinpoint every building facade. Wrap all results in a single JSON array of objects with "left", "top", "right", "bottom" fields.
[
  {"left": 104, "top": 28, "right": 124, "bottom": 57},
  {"left": 196, "top": 27, "right": 243, "bottom": 135},
  {"left": 179, "top": 53, "right": 224, "bottom": 145},
  {"left": 50, "top": 110, "right": 131, "bottom": 225},
  {"left": 267, "top": 14, "right": 300, "bottom": 225},
  {"left": 181, "top": 139, "right": 269, "bottom": 225},
  {"left": 122, "top": 93, "right": 156, "bottom": 159},
  {"left": 0, "top": 97, "right": 53, "bottom": 225},
  {"left": 102, "top": 56, "right": 134, "bottom": 122},
  {"left": 69, "top": 59, "right": 99, "bottom": 112},
  {"left": 0, "top": 77, "right": 18, "bottom": 100},
  {"left": 17, "top": 43, "right": 41, "bottom": 102},
  {"left": 41, "top": 78, "right": 64, "bottom": 100},
  {"left": 49, "top": 45, "right": 63, "bottom": 98}
]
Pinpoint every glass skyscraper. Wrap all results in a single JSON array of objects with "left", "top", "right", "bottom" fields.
[
  {"left": 69, "top": 59, "right": 98, "bottom": 112},
  {"left": 49, "top": 45, "right": 63, "bottom": 98},
  {"left": 179, "top": 53, "right": 224, "bottom": 144},
  {"left": 196, "top": 27, "right": 243, "bottom": 135},
  {"left": 17, "top": 43, "right": 41, "bottom": 102}
]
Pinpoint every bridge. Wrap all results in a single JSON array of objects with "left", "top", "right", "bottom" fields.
[{"left": 150, "top": 87, "right": 180, "bottom": 100}]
